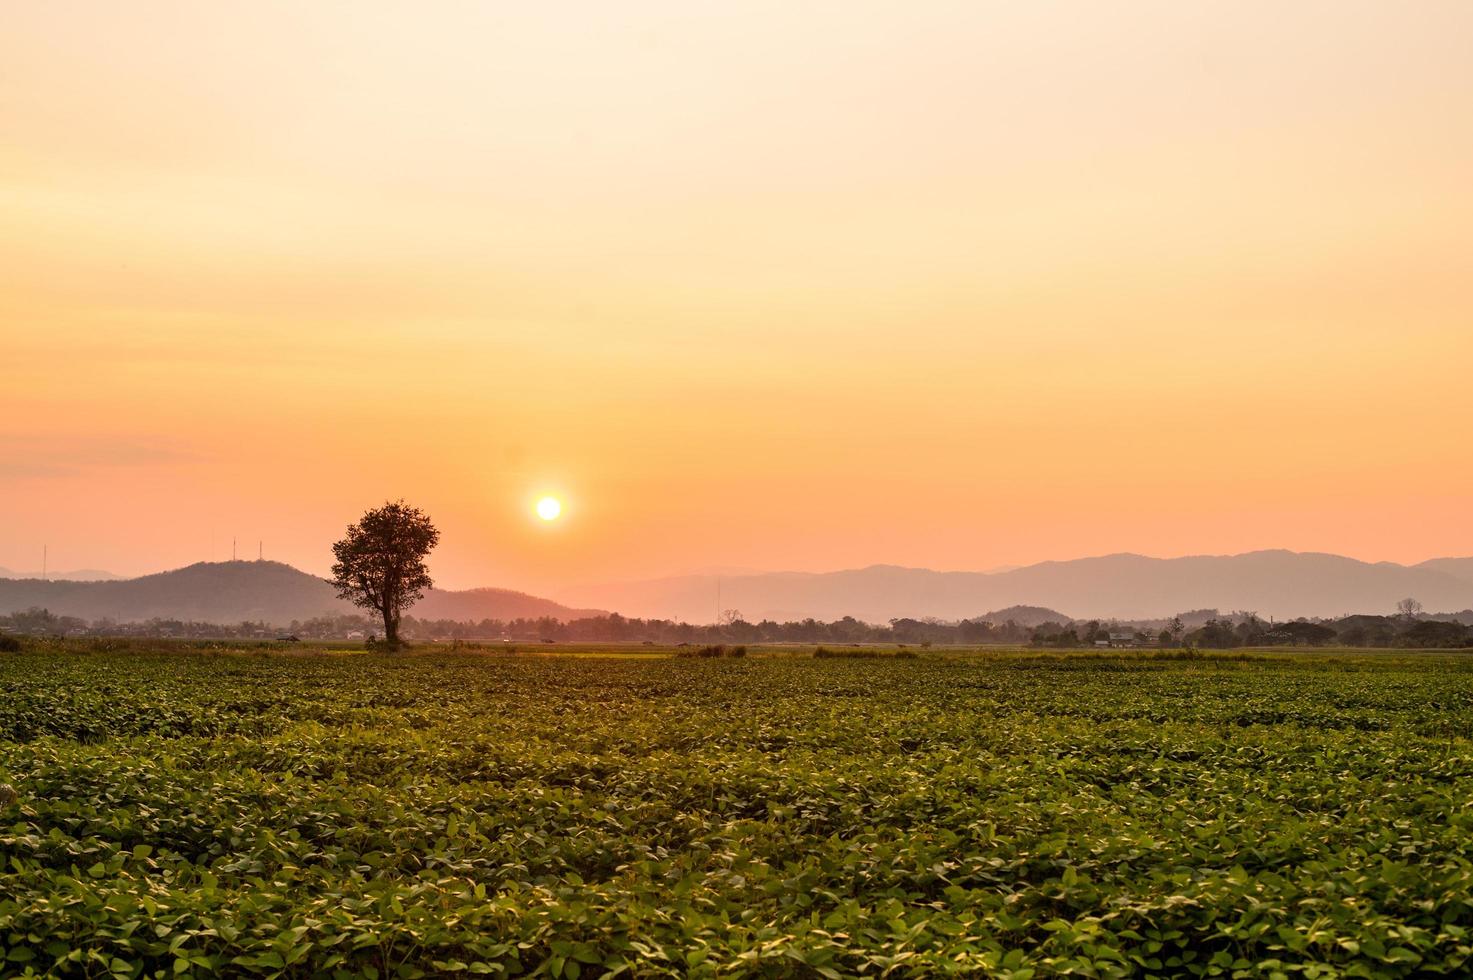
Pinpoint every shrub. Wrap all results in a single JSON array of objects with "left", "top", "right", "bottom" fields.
[
  {"left": 814, "top": 646, "right": 916, "bottom": 660},
  {"left": 0, "top": 634, "right": 21, "bottom": 653},
  {"left": 677, "top": 644, "right": 732, "bottom": 658}
]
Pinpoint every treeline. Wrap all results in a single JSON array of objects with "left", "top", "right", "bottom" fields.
[
  {"left": 405, "top": 614, "right": 1042, "bottom": 645},
  {"left": 0, "top": 607, "right": 1033, "bottom": 645},
  {"left": 1169, "top": 613, "right": 1473, "bottom": 649},
  {"left": 1030, "top": 613, "right": 1472, "bottom": 649},
  {"left": 3, "top": 607, "right": 1472, "bottom": 649}
]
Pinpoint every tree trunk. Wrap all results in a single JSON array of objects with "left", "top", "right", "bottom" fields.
[{"left": 383, "top": 609, "right": 398, "bottom": 650}]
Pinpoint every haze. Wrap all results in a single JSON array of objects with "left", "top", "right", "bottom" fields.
[{"left": 4, "top": 1, "right": 1472, "bottom": 593}]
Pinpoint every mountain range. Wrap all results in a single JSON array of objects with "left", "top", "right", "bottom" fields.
[
  {"left": 559, "top": 551, "right": 1473, "bottom": 623},
  {"left": 4, "top": 551, "right": 1472, "bottom": 627},
  {"left": 0, "top": 561, "right": 602, "bottom": 625}
]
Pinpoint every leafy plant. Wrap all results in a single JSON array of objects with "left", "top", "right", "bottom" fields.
[{"left": 2, "top": 645, "right": 1472, "bottom": 976}]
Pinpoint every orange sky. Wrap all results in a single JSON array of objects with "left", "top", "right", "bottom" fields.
[{"left": 4, "top": 1, "right": 1472, "bottom": 594}]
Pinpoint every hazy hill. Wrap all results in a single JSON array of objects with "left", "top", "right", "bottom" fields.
[
  {"left": 0, "top": 566, "right": 121, "bottom": 582},
  {"left": 1418, "top": 558, "right": 1473, "bottom": 586},
  {"left": 0, "top": 561, "right": 602, "bottom": 625},
  {"left": 413, "top": 588, "right": 604, "bottom": 623},
  {"left": 564, "top": 551, "right": 1473, "bottom": 623},
  {"left": 973, "top": 605, "right": 1072, "bottom": 628}
]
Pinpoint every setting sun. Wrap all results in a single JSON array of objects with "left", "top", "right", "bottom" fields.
[{"left": 535, "top": 497, "right": 562, "bottom": 522}]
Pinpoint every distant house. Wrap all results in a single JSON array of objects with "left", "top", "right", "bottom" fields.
[{"left": 1108, "top": 632, "right": 1137, "bottom": 648}]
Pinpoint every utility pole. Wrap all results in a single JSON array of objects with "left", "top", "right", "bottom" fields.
[
  {"left": 258, "top": 540, "right": 263, "bottom": 561},
  {"left": 232, "top": 537, "right": 237, "bottom": 561},
  {"left": 42, "top": 545, "right": 47, "bottom": 581}
]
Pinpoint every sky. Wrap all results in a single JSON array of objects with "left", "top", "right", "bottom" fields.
[{"left": 3, "top": 1, "right": 1472, "bottom": 593}]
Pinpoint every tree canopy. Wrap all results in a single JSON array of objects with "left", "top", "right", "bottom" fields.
[{"left": 330, "top": 501, "right": 439, "bottom": 649}]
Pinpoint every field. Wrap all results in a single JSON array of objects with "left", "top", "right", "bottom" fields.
[{"left": 3, "top": 645, "right": 1473, "bottom": 978}]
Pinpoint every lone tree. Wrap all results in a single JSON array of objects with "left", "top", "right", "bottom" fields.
[
  {"left": 331, "top": 500, "right": 439, "bottom": 649},
  {"left": 1397, "top": 597, "right": 1423, "bottom": 621}
]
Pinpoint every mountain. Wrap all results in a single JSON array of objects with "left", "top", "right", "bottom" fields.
[
  {"left": 562, "top": 551, "right": 1473, "bottom": 623},
  {"left": 0, "top": 566, "right": 122, "bottom": 582},
  {"left": 8, "top": 552, "right": 1471, "bottom": 628},
  {"left": 0, "top": 561, "right": 602, "bottom": 625},
  {"left": 1418, "top": 558, "right": 1473, "bottom": 586}
]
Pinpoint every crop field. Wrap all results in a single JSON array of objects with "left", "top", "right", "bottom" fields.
[{"left": 3, "top": 646, "right": 1473, "bottom": 978}]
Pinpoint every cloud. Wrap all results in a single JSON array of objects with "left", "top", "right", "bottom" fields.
[{"left": 0, "top": 461, "right": 79, "bottom": 478}]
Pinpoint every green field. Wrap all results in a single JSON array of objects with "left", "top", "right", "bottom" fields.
[{"left": 3, "top": 645, "right": 1473, "bottom": 978}]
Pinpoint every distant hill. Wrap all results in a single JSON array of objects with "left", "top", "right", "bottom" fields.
[
  {"left": 563, "top": 551, "right": 1473, "bottom": 622},
  {"left": 1418, "top": 558, "right": 1473, "bottom": 586},
  {"left": 0, "top": 561, "right": 602, "bottom": 626},
  {"left": 0, "top": 566, "right": 122, "bottom": 582},
  {"left": 413, "top": 587, "right": 603, "bottom": 623},
  {"left": 973, "top": 605, "right": 1071, "bottom": 628}
]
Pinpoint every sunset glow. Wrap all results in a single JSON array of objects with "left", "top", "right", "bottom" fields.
[
  {"left": 7, "top": 6, "right": 1473, "bottom": 968},
  {"left": 3, "top": 2, "right": 1471, "bottom": 595}
]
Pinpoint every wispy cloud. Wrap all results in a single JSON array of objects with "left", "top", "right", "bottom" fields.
[{"left": 0, "top": 435, "right": 203, "bottom": 479}]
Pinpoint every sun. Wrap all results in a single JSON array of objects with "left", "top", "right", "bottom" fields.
[{"left": 535, "top": 496, "right": 562, "bottom": 521}]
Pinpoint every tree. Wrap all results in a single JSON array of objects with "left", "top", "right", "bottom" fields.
[
  {"left": 1403, "top": 619, "right": 1471, "bottom": 649},
  {"left": 1396, "top": 597, "right": 1423, "bottom": 621},
  {"left": 330, "top": 501, "right": 439, "bottom": 649},
  {"left": 1234, "top": 614, "right": 1266, "bottom": 646},
  {"left": 1264, "top": 621, "right": 1337, "bottom": 647},
  {"left": 1186, "top": 618, "right": 1239, "bottom": 649}
]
